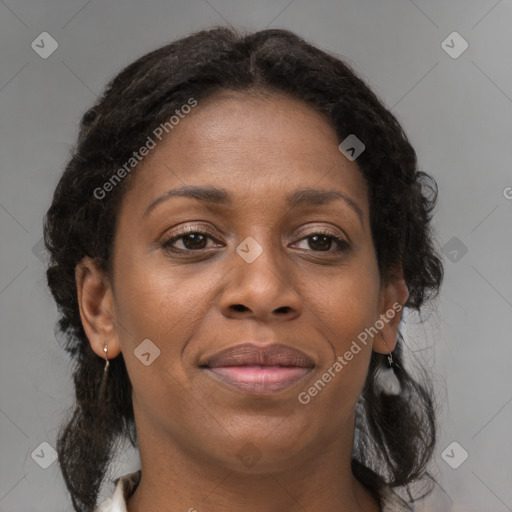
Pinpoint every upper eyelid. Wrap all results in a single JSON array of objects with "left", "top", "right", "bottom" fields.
[
  {"left": 162, "top": 224, "right": 347, "bottom": 240},
  {"left": 294, "top": 225, "right": 346, "bottom": 237}
]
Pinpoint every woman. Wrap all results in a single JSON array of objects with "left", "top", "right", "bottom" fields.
[{"left": 44, "top": 27, "right": 443, "bottom": 512}]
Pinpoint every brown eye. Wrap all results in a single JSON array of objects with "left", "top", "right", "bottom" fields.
[
  {"left": 176, "top": 232, "right": 208, "bottom": 250},
  {"left": 161, "top": 227, "right": 222, "bottom": 252},
  {"left": 294, "top": 231, "right": 349, "bottom": 253},
  {"left": 308, "top": 234, "right": 334, "bottom": 251}
]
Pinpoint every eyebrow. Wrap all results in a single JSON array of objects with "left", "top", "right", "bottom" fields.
[{"left": 143, "top": 185, "right": 364, "bottom": 225}]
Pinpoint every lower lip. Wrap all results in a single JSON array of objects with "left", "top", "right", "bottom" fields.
[{"left": 204, "top": 365, "right": 312, "bottom": 394}]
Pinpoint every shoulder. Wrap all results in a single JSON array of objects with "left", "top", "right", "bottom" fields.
[{"left": 94, "top": 470, "right": 142, "bottom": 512}]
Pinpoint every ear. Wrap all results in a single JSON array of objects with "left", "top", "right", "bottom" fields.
[
  {"left": 372, "top": 265, "right": 409, "bottom": 354},
  {"left": 75, "top": 256, "right": 122, "bottom": 360}
]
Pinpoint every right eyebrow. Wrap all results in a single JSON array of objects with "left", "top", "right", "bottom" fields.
[{"left": 143, "top": 185, "right": 231, "bottom": 218}]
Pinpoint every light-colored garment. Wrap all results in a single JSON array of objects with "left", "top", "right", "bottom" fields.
[{"left": 95, "top": 470, "right": 414, "bottom": 512}]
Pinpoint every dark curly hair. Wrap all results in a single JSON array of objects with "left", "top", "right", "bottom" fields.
[{"left": 43, "top": 26, "right": 444, "bottom": 512}]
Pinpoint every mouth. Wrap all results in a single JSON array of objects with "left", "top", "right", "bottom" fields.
[{"left": 200, "top": 343, "right": 315, "bottom": 395}]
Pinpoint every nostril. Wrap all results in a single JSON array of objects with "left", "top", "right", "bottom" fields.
[{"left": 231, "top": 304, "right": 248, "bottom": 312}]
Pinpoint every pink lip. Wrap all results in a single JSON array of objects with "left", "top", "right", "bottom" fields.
[
  {"left": 201, "top": 343, "right": 314, "bottom": 395},
  {"left": 206, "top": 365, "right": 313, "bottom": 394}
]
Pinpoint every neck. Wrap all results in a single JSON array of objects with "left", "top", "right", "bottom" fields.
[{"left": 126, "top": 413, "right": 380, "bottom": 512}]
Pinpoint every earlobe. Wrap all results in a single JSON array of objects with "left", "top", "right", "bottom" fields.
[
  {"left": 75, "top": 257, "right": 122, "bottom": 359},
  {"left": 373, "top": 271, "right": 409, "bottom": 354}
]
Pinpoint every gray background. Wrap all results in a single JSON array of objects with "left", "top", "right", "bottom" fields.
[{"left": 1, "top": 1, "right": 511, "bottom": 511}]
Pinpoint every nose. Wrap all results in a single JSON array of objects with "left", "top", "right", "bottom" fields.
[{"left": 219, "top": 236, "right": 303, "bottom": 323}]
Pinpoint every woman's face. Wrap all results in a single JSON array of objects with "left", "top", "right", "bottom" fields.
[{"left": 78, "top": 90, "right": 407, "bottom": 472}]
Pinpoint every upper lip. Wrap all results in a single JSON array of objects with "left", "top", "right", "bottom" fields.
[{"left": 202, "top": 343, "right": 315, "bottom": 368}]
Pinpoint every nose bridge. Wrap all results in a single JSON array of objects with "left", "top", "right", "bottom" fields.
[
  {"left": 235, "top": 229, "right": 287, "bottom": 288},
  {"left": 220, "top": 228, "right": 302, "bottom": 319}
]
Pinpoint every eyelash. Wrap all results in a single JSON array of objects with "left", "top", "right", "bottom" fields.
[{"left": 160, "top": 226, "right": 349, "bottom": 254}]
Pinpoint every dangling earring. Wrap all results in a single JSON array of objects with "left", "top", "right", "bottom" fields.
[
  {"left": 374, "top": 336, "right": 401, "bottom": 396},
  {"left": 103, "top": 345, "right": 110, "bottom": 372},
  {"left": 98, "top": 344, "right": 110, "bottom": 403}
]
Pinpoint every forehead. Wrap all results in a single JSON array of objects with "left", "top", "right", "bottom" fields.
[{"left": 120, "top": 90, "right": 368, "bottom": 217}]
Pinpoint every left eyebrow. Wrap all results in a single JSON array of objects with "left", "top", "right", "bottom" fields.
[
  {"left": 285, "top": 188, "right": 364, "bottom": 225},
  {"left": 143, "top": 184, "right": 364, "bottom": 226}
]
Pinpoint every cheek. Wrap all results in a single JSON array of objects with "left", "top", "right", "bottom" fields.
[
  {"left": 112, "top": 250, "right": 222, "bottom": 355},
  {"left": 111, "top": 256, "right": 215, "bottom": 418},
  {"left": 313, "top": 260, "right": 381, "bottom": 341},
  {"left": 304, "top": 260, "right": 380, "bottom": 396}
]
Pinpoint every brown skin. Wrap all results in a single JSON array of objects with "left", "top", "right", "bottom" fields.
[{"left": 75, "top": 90, "right": 409, "bottom": 512}]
